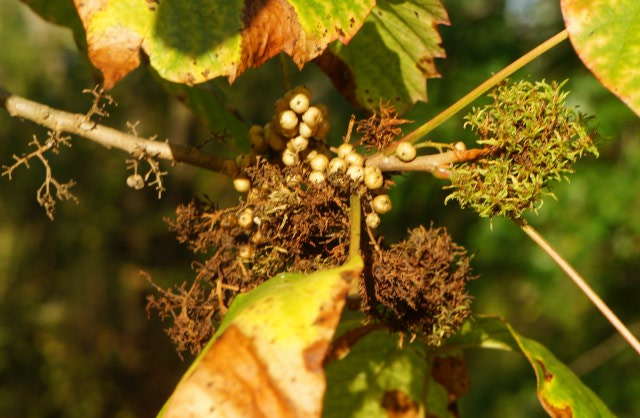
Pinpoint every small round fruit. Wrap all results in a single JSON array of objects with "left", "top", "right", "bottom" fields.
[
  {"left": 308, "top": 170, "right": 326, "bottom": 185},
  {"left": 222, "top": 159, "right": 239, "bottom": 178},
  {"left": 337, "top": 143, "right": 354, "bottom": 158},
  {"left": 328, "top": 157, "right": 347, "bottom": 174},
  {"left": 126, "top": 174, "right": 145, "bottom": 190},
  {"left": 274, "top": 97, "right": 290, "bottom": 113},
  {"left": 264, "top": 124, "right": 286, "bottom": 151},
  {"left": 237, "top": 207, "right": 255, "bottom": 229},
  {"left": 278, "top": 110, "right": 299, "bottom": 131},
  {"left": 454, "top": 141, "right": 467, "bottom": 152},
  {"left": 282, "top": 149, "right": 299, "bottom": 166},
  {"left": 289, "top": 135, "right": 309, "bottom": 153},
  {"left": 315, "top": 103, "right": 329, "bottom": 118},
  {"left": 309, "top": 154, "right": 329, "bottom": 172},
  {"left": 289, "top": 92, "right": 310, "bottom": 114},
  {"left": 366, "top": 212, "right": 381, "bottom": 229},
  {"left": 364, "top": 167, "right": 384, "bottom": 190},
  {"left": 235, "top": 153, "right": 254, "bottom": 169},
  {"left": 298, "top": 121, "right": 317, "bottom": 138},
  {"left": 395, "top": 142, "right": 417, "bottom": 162},
  {"left": 238, "top": 245, "right": 253, "bottom": 260},
  {"left": 249, "top": 134, "right": 268, "bottom": 154},
  {"left": 302, "top": 106, "right": 323, "bottom": 128},
  {"left": 233, "top": 177, "right": 251, "bottom": 193},
  {"left": 347, "top": 165, "right": 364, "bottom": 182},
  {"left": 372, "top": 194, "right": 392, "bottom": 214},
  {"left": 345, "top": 151, "right": 364, "bottom": 167},
  {"left": 315, "top": 120, "right": 330, "bottom": 139}
]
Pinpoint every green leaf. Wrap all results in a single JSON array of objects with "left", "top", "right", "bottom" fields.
[
  {"left": 158, "top": 257, "right": 362, "bottom": 418},
  {"left": 323, "top": 321, "right": 466, "bottom": 418},
  {"left": 323, "top": 327, "right": 428, "bottom": 418},
  {"left": 449, "top": 316, "right": 616, "bottom": 417},
  {"left": 72, "top": 0, "right": 375, "bottom": 89},
  {"left": 561, "top": 0, "right": 640, "bottom": 116},
  {"left": 316, "top": 0, "right": 449, "bottom": 113}
]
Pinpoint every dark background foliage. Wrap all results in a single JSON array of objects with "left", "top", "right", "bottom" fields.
[{"left": 0, "top": 0, "right": 638, "bottom": 416}]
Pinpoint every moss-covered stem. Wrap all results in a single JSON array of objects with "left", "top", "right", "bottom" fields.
[
  {"left": 348, "top": 193, "right": 362, "bottom": 299},
  {"left": 400, "top": 30, "right": 569, "bottom": 145},
  {"left": 519, "top": 220, "right": 640, "bottom": 356}
]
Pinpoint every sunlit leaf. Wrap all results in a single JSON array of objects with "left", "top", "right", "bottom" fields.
[
  {"left": 71, "top": 0, "right": 375, "bottom": 89},
  {"left": 449, "top": 316, "right": 615, "bottom": 417},
  {"left": 316, "top": 0, "right": 449, "bottom": 113},
  {"left": 158, "top": 257, "right": 362, "bottom": 418},
  {"left": 561, "top": 0, "right": 640, "bottom": 116}
]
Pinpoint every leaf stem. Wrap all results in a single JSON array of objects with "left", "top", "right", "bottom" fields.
[
  {"left": 401, "top": 30, "right": 569, "bottom": 144},
  {"left": 348, "top": 193, "right": 362, "bottom": 300},
  {"left": 519, "top": 220, "right": 640, "bottom": 356}
]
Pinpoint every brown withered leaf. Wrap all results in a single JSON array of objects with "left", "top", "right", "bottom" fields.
[{"left": 159, "top": 258, "right": 362, "bottom": 418}]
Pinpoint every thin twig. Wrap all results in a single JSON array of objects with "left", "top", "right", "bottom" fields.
[
  {"left": 0, "top": 86, "right": 230, "bottom": 175},
  {"left": 348, "top": 193, "right": 362, "bottom": 300},
  {"left": 366, "top": 147, "right": 489, "bottom": 173},
  {"left": 519, "top": 220, "right": 640, "bottom": 356},
  {"left": 401, "top": 30, "right": 569, "bottom": 145}
]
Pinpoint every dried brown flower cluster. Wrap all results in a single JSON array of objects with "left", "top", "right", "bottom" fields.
[{"left": 365, "top": 225, "right": 474, "bottom": 346}]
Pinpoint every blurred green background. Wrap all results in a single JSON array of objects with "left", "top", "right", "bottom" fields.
[{"left": 1, "top": 0, "right": 638, "bottom": 417}]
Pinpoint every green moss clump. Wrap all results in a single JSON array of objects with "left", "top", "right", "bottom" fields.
[{"left": 447, "top": 80, "right": 599, "bottom": 219}]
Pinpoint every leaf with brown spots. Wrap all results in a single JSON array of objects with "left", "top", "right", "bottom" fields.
[
  {"left": 448, "top": 316, "right": 616, "bottom": 418},
  {"left": 71, "top": 0, "right": 376, "bottom": 89},
  {"left": 158, "top": 257, "right": 362, "bottom": 418},
  {"left": 315, "top": 0, "right": 449, "bottom": 113}
]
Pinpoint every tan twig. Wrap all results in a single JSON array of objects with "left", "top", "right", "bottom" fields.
[
  {"left": 519, "top": 220, "right": 640, "bottom": 356},
  {"left": 0, "top": 86, "right": 229, "bottom": 174}
]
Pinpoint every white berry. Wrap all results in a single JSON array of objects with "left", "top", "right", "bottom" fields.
[
  {"left": 310, "top": 154, "right": 329, "bottom": 172},
  {"left": 366, "top": 212, "right": 381, "bottom": 229},
  {"left": 302, "top": 106, "right": 323, "bottom": 128},
  {"left": 454, "top": 141, "right": 467, "bottom": 152},
  {"left": 282, "top": 149, "right": 299, "bottom": 166},
  {"left": 347, "top": 165, "right": 364, "bottom": 182},
  {"left": 328, "top": 157, "right": 347, "bottom": 174},
  {"left": 278, "top": 110, "right": 299, "bottom": 131},
  {"left": 289, "top": 92, "right": 310, "bottom": 114},
  {"left": 364, "top": 167, "right": 384, "bottom": 190},
  {"left": 395, "top": 142, "right": 417, "bottom": 162},
  {"left": 289, "top": 135, "right": 309, "bottom": 153},
  {"left": 298, "top": 121, "right": 317, "bottom": 138},
  {"left": 233, "top": 177, "right": 251, "bottom": 193},
  {"left": 237, "top": 207, "right": 255, "bottom": 228},
  {"left": 372, "top": 194, "right": 392, "bottom": 214},
  {"left": 308, "top": 170, "right": 326, "bottom": 185},
  {"left": 126, "top": 174, "right": 145, "bottom": 190},
  {"left": 345, "top": 151, "right": 364, "bottom": 167},
  {"left": 337, "top": 143, "right": 354, "bottom": 158}
]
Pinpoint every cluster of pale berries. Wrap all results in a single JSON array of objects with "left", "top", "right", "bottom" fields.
[{"left": 230, "top": 86, "right": 419, "bottom": 230}]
